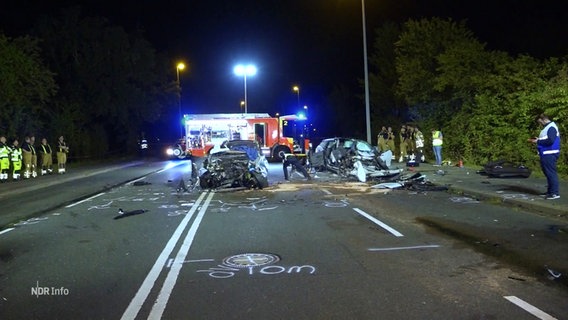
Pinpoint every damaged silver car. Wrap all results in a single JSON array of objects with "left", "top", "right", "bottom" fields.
[
  {"left": 310, "top": 137, "right": 402, "bottom": 182},
  {"left": 199, "top": 140, "right": 269, "bottom": 190}
]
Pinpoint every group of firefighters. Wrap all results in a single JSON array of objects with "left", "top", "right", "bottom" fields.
[
  {"left": 377, "top": 124, "right": 426, "bottom": 163},
  {"left": 0, "top": 135, "right": 69, "bottom": 183}
]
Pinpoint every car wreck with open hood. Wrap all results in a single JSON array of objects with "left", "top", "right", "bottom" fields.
[
  {"left": 310, "top": 137, "right": 402, "bottom": 182},
  {"left": 198, "top": 140, "right": 269, "bottom": 190}
]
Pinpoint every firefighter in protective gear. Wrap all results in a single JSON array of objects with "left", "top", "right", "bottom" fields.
[
  {"left": 386, "top": 127, "right": 396, "bottom": 153},
  {"left": 398, "top": 125, "right": 408, "bottom": 163},
  {"left": 0, "top": 136, "right": 11, "bottom": 182},
  {"left": 10, "top": 138, "right": 23, "bottom": 181},
  {"left": 377, "top": 126, "right": 389, "bottom": 152},
  {"left": 57, "top": 136, "right": 69, "bottom": 174},
  {"left": 22, "top": 136, "right": 37, "bottom": 178},
  {"left": 39, "top": 137, "right": 53, "bottom": 175}
]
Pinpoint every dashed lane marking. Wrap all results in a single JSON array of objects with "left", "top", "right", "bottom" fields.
[{"left": 353, "top": 208, "right": 404, "bottom": 237}]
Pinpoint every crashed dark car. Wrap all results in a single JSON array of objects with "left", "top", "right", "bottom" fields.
[
  {"left": 199, "top": 140, "right": 269, "bottom": 190},
  {"left": 310, "top": 137, "right": 402, "bottom": 182}
]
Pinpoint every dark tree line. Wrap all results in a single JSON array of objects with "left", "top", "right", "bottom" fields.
[{"left": 1, "top": 7, "right": 177, "bottom": 160}]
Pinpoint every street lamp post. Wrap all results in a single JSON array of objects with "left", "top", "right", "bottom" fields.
[
  {"left": 361, "top": 0, "right": 372, "bottom": 144},
  {"left": 233, "top": 64, "right": 257, "bottom": 114},
  {"left": 176, "top": 62, "right": 186, "bottom": 139}
]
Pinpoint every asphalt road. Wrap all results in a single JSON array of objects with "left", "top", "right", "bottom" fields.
[{"left": 0, "top": 159, "right": 566, "bottom": 319}]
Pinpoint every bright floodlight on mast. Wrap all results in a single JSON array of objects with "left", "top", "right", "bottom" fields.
[{"left": 233, "top": 64, "right": 257, "bottom": 114}]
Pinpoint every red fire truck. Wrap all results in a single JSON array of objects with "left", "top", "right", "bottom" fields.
[{"left": 178, "top": 113, "right": 305, "bottom": 160}]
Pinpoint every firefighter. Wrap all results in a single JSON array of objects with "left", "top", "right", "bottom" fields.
[
  {"left": 10, "top": 138, "right": 22, "bottom": 181},
  {"left": 39, "top": 137, "right": 53, "bottom": 175},
  {"left": 281, "top": 152, "right": 311, "bottom": 181},
  {"left": 377, "top": 126, "right": 388, "bottom": 152},
  {"left": 386, "top": 127, "right": 396, "bottom": 153},
  {"left": 29, "top": 135, "right": 38, "bottom": 177},
  {"left": 0, "top": 135, "right": 10, "bottom": 182},
  {"left": 407, "top": 126, "right": 416, "bottom": 157},
  {"left": 57, "top": 136, "right": 69, "bottom": 174},
  {"left": 398, "top": 125, "right": 408, "bottom": 163}
]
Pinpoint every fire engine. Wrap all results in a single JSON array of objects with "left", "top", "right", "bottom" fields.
[{"left": 176, "top": 113, "right": 306, "bottom": 160}]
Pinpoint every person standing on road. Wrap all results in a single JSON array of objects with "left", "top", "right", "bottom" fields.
[
  {"left": 39, "top": 137, "right": 53, "bottom": 175},
  {"left": 57, "top": 136, "right": 69, "bottom": 174},
  {"left": 398, "top": 125, "right": 408, "bottom": 163},
  {"left": 386, "top": 127, "right": 396, "bottom": 154},
  {"left": 377, "top": 126, "right": 388, "bottom": 152},
  {"left": 414, "top": 126, "right": 425, "bottom": 163},
  {"left": 0, "top": 136, "right": 11, "bottom": 182},
  {"left": 10, "top": 138, "right": 23, "bottom": 181},
  {"left": 29, "top": 135, "right": 38, "bottom": 178},
  {"left": 431, "top": 128, "right": 443, "bottom": 166},
  {"left": 529, "top": 114, "right": 561, "bottom": 200}
]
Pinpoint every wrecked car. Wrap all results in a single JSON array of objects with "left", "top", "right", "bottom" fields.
[
  {"left": 199, "top": 140, "right": 269, "bottom": 190},
  {"left": 310, "top": 137, "right": 402, "bottom": 182}
]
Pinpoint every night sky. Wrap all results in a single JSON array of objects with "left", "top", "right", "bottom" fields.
[{"left": 3, "top": 0, "right": 568, "bottom": 122}]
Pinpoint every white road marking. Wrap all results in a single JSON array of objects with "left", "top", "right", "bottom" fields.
[
  {"left": 321, "top": 188, "right": 333, "bottom": 195},
  {"left": 353, "top": 208, "right": 404, "bottom": 237},
  {"left": 0, "top": 228, "right": 15, "bottom": 235},
  {"left": 368, "top": 245, "right": 440, "bottom": 251},
  {"left": 148, "top": 191, "right": 215, "bottom": 319},
  {"left": 120, "top": 191, "right": 209, "bottom": 320},
  {"left": 65, "top": 192, "right": 105, "bottom": 208},
  {"left": 183, "top": 259, "right": 215, "bottom": 263},
  {"left": 504, "top": 296, "right": 557, "bottom": 320}
]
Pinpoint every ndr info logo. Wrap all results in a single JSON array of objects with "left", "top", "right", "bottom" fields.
[{"left": 31, "top": 281, "right": 69, "bottom": 298}]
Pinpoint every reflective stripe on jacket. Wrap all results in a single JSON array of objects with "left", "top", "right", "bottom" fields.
[{"left": 537, "top": 122, "right": 560, "bottom": 156}]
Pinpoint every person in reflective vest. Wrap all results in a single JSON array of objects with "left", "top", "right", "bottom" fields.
[
  {"left": 0, "top": 136, "right": 10, "bottom": 182},
  {"left": 529, "top": 114, "right": 561, "bottom": 199},
  {"left": 414, "top": 126, "right": 425, "bottom": 163},
  {"left": 39, "top": 137, "right": 53, "bottom": 175},
  {"left": 398, "top": 125, "right": 408, "bottom": 163},
  {"left": 139, "top": 133, "right": 149, "bottom": 157},
  {"left": 431, "top": 129, "right": 443, "bottom": 166},
  {"left": 57, "top": 136, "right": 69, "bottom": 174},
  {"left": 10, "top": 138, "right": 23, "bottom": 181}
]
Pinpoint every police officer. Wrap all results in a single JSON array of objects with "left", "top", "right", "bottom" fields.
[
  {"left": 39, "top": 137, "right": 53, "bottom": 175},
  {"left": 529, "top": 114, "right": 561, "bottom": 200},
  {"left": 282, "top": 152, "right": 311, "bottom": 181},
  {"left": 10, "top": 138, "right": 23, "bottom": 181},
  {"left": 0, "top": 136, "right": 10, "bottom": 182}
]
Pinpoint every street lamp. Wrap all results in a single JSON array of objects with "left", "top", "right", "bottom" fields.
[
  {"left": 176, "top": 62, "right": 186, "bottom": 139},
  {"left": 292, "top": 85, "right": 300, "bottom": 109},
  {"left": 233, "top": 64, "right": 257, "bottom": 114},
  {"left": 240, "top": 100, "right": 245, "bottom": 113}
]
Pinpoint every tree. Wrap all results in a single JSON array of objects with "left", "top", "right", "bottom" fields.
[
  {"left": 0, "top": 33, "right": 57, "bottom": 137},
  {"left": 33, "top": 7, "right": 174, "bottom": 158}
]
